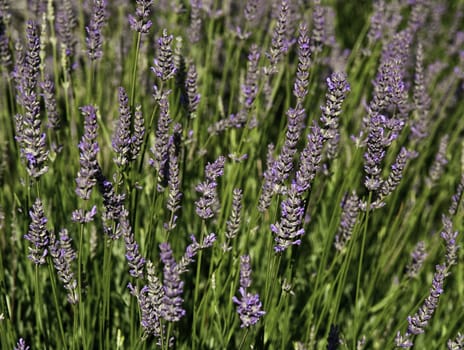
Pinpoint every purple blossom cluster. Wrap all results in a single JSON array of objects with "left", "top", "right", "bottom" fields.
[
  {"left": 24, "top": 198, "right": 49, "bottom": 265},
  {"left": 49, "top": 229, "right": 79, "bottom": 304},
  {"left": 232, "top": 255, "right": 265, "bottom": 328},
  {"left": 195, "top": 156, "right": 226, "bottom": 219},
  {"left": 395, "top": 264, "right": 447, "bottom": 348},
  {"left": 85, "top": 0, "right": 108, "bottom": 61},
  {"left": 129, "top": 0, "right": 153, "bottom": 34},
  {"left": 75, "top": 105, "right": 99, "bottom": 200}
]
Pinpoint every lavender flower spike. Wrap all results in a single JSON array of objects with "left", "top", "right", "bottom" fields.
[
  {"left": 293, "top": 22, "right": 311, "bottom": 104},
  {"left": 395, "top": 264, "right": 447, "bottom": 348},
  {"left": 447, "top": 332, "right": 464, "bottom": 350},
  {"left": 440, "top": 215, "right": 459, "bottom": 270},
  {"left": 232, "top": 255, "right": 265, "bottom": 328},
  {"left": 85, "top": 0, "right": 107, "bottom": 61},
  {"left": 334, "top": 192, "right": 360, "bottom": 252},
  {"left": 152, "top": 29, "right": 176, "bottom": 81},
  {"left": 76, "top": 105, "right": 99, "bottom": 200},
  {"left": 195, "top": 156, "right": 226, "bottom": 220},
  {"left": 405, "top": 241, "right": 427, "bottom": 279},
  {"left": 112, "top": 87, "right": 132, "bottom": 167},
  {"left": 119, "top": 208, "right": 145, "bottom": 278},
  {"left": 50, "top": 229, "right": 79, "bottom": 304},
  {"left": 24, "top": 198, "right": 49, "bottom": 265},
  {"left": 129, "top": 0, "right": 153, "bottom": 33},
  {"left": 320, "top": 72, "right": 350, "bottom": 160},
  {"left": 159, "top": 242, "right": 186, "bottom": 322},
  {"left": 14, "top": 338, "right": 30, "bottom": 350},
  {"left": 271, "top": 183, "right": 305, "bottom": 252}
]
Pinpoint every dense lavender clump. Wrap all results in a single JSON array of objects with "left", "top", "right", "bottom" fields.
[
  {"left": 24, "top": 198, "right": 49, "bottom": 265},
  {"left": 76, "top": 105, "right": 99, "bottom": 200},
  {"left": 232, "top": 255, "right": 265, "bottom": 328}
]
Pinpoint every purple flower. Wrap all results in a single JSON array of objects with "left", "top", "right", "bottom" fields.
[
  {"left": 75, "top": 105, "right": 99, "bottom": 200},
  {"left": 152, "top": 29, "right": 176, "bottom": 81},
  {"left": 195, "top": 156, "right": 225, "bottom": 219},
  {"left": 112, "top": 87, "right": 132, "bottom": 167},
  {"left": 334, "top": 192, "right": 360, "bottom": 251},
  {"left": 24, "top": 198, "right": 49, "bottom": 265},
  {"left": 410, "top": 43, "right": 431, "bottom": 141},
  {"left": 395, "top": 264, "right": 447, "bottom": 348},
  {"left": 363, "top": 114, "right": 386, "bottom": 192},
  {"left": 295, "top": 122, "right": 324, "bottom": 193},
  {"left": 293, "top": 22, "right": 311, "bottom": 103},
  {"left": 363, "top": 0, "right": 384, "bottom": 55},
  {"left": 118, "top": 209, "right": 145, "bottom": 278},
  {"left": 426, "top": 135, "right": 449, "bottom": 188},
  {"left": 320, "top": 72, "right": 350, "bottom": 159},
  {"left": 379, "top": 147, "right": 414, "bottom": 199},
  {"left": 40, "top": 79, "right": 60, "bottom": 130},
  {"left": 13, "top": 21, "right": 49, "bottom": 179},
  {"left": 448, "top": 174, "right": 464, "bottom": 216},
  {"left": 177, "top": 235, "right": 201, "bottom": 274},
  {"left": 188, "top": 0, "right": 202, "bottom": 43},
  {"left": 232, "top": 255, "right": 265, "bottom": 328},
  {"left": 447, "top": 333, "right": 464, "bottom": 350},
  {"left": 129, "top": 0, "right": 153, "bottom": 33},
  {"left": 225, "top": 188, "right": 243, "bottom": 242},
  {"left": 405, "top": 241, "right": 427, "bottom": 279},
  {"left": 49, "top": 229, "right": 78, "bottom": 304},
  {"left": 150, "top": 91, "right": 172, "bottom": 191},
  {"left": 159, "top": 242, "right": 186, "bottom": 322},
  {"left": 310, "top": 0, "right": 325, "bottom": 54},
  {"left": 166, "top": 140, "right": 182, "bottom": 215},
  {"left": 14, "top": 338, "right": 30, "bottom": 350},
  {"left": 440, "top": 215, "right": 459, "bottom": 269},
  {"left": 186, "top": 63, "right": 201, "bottom": 114},
  {"left": 271, "top": 184, "right": 305, "bottom": 252},
  {"left": 129, "top": 260, "right": 163, "bottom": 338},
  {"left": 266, "top": 0, "right": 290, "bottom": 70},
  {"left": 131, "top": 105, "right": 145, "bottom": 160},
  {"left": 71, "top": 206, "right": 97, "bottom": 223},
  {"left": 85, "top": 0, "right": 108, "bottom": 61},
  {"left": 56, "top": 0, "right": 77, "bottom": 57},
  {"left": 242, "top": 44, "right": 260, "bottom": 109}
]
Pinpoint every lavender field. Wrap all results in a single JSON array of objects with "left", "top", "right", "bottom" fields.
[{"left": 0, "top": 0, "right": 463, "bottom": 349}]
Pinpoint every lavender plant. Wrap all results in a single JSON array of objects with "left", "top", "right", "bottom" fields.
[{"left": 1, "top": 1, "right": 463, "bottom": 350}]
